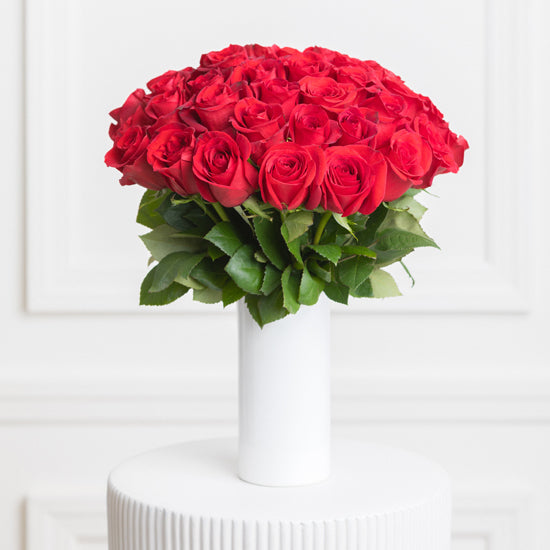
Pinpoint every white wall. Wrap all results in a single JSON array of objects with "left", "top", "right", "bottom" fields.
[{"left": 1, "top": 0, "right": 549, "bottom": 548}]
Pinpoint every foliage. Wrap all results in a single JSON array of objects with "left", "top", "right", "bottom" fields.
[{"left": 137, "top": 188, "right": 437, "bottom": 327}]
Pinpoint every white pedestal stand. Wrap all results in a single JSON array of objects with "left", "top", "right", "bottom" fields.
[{"left": 107, "top": 438, "right": 451, "bottom": 550}]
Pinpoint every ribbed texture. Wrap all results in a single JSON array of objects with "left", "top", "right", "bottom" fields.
[{"left": 107, "top": 481, "right": 451, "bottom": 550}]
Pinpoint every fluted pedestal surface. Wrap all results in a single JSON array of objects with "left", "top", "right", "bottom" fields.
[{"left": 107, "top": 438, "right": 451, "bottom": 550}]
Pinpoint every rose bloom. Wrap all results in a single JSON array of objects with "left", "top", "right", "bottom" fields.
[
  {"left": 192, "top": 132, "right": 258, "bottom": 207},
  {"left": 284, "top": 51, "right": 333, "bottom": 81},
  {"left": 147, "top": 123, "right": 198, "bottom": 196},
  {"left": 193, "top": 81, "right": 240, "bottom": 131},
  {"left": 259, "top": 142, "right": 326, "bottom": 210},
  {"left": 199, "top": 44, "right": 248, "bottom": 70},
  {"left": 299, "top": 76, "right": 357, "bottom": 113},
  {"left": 337, "top": 107, "right": 377, "bottom": 146},
  {"left": 321, "top": 145, "right": 386, "bottom": 216},
  {"left": 105, "top": 125, "right": 168, "bottom": 191},
  {"left": 250, "top": 78, "right": 300, "bottom": 118},
  {"left": 108, "top": 89, "right": 153, "bottom": 141},
  {"left": 230, "top": 97, "right": 285, "bottom": 142},
  {"left": 384, "top": 128, "right": 433, "bottom": 200},
  {"left": 288, "top": 104, "right": 341, "bottom": 146}
]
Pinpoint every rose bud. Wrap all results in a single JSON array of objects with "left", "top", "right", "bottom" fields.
[
  {"left": 192, "top": 131, "right": 258, "bottom": 207},
  {"left": 259, "top": 142, "right": 326, "bottom": 210},
  {"left": 147, "top": 123, "right": 199, "bottom": 196},
  {"left": 288, "top": 104, "right": 341, "bottom": 146},
  {"left": 322, "top": 145, "right": 386, "bottom": 216}
]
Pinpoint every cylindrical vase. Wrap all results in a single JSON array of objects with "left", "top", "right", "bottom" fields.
[{"left": 238, "top": 297, "right": 331, "bottom": 487}]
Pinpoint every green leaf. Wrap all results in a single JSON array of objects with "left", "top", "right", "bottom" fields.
[
  {"left": 307, "top": 244, "right": 341, "bottom": 264},
  {"left": 244, "top": 294, "right": 262, "bottom": 326},
  {"left": 243, "top": 195, "right": 272, "bottom": 219},
  {"left": 280, "top": 227, "right": 306, "bottom": 267},
  {"left": 244, "top": 291, "right": 289, "bottom": 328},
  {"left": 204, "top": 222, "right": 244, "bottom": 256},
  {"left": 281, "top": 265, "right": 301, "bottom": 314},
  {"left": 192, "top": 287, "right": 223, "bottom": 304},
  {"left": 351, "top": 278, "right": 373, "bottom": 297},
  {"left": 337, "top": 256, "right": 375, "bottom": 290},
  {"left": 332, "top": 213, "right": 355, "bottom": 237},
  {"left": 258, "top": 288, "right": 289, "bottom": 325},
  {"left": 299, "top": 266, "right": 324, "bottom": 306},
  {"left": 370, "top": 269, "right": 402, "bottom": 298},
  {"left": 254, "top": 250, "right": 268, "bottom": 263},
  {"left": 356, "top": 205, "right": 387, "bottom": 246},
  {"left": 190, "top": 258, "right": 228, "bottom": 290},
  {"left": 387, "top": 194, "right": 427, "bottom": 221},
  {"left": 224, "top": 245, "right": 265, "bottom": 294},
  {"left": 324, "top": 281, "right": 349, "bottom": 305},
  {"left": 136, "top": 189, "right": 168, "bottom": 229},
  {"left": 222, "top": 279, "right": 246, "bottom": 307},
  {"left": 374, "top": 248, "right": 413, "bottom": 267},
  {"left": 157, "top": 197, "right": 212, "bottom": 233},
  {"left": 208, "top": 245, "right": 226, "bottom": 261},
  {"left": 140, "top": 224, "right": 205, "bottom": 261},
  {"left": 174, "top": 275, "right": 204, "bottom": 289},
  {"left": 281, "top": 211, "right": 314, "bottom": 242},
  {"left": 140, "top": 266, "right": 189, "bottom": 306},
  {"left": 149, "top": 251, "right": 205, "bottom": 293},
  {"left": 253, "top": 217, "right": 289, "bottom": 270},
  {"left": 341, "top": 245, "right": 377, "bottom": 259},
  {"left": 376, "top": 228, "right": 438, "bottom": 251},
  {"left": 308, "top": 258, "right": 332, "bottom": 283},
  {"left": 261, "top": 264, "right": 282, "bottom": 295}
]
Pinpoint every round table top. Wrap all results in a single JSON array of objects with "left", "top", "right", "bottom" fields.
[{"left": 108, "top": 438, "right": 450, "bottom": 523}]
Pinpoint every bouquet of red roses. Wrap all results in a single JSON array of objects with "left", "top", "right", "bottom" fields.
[{"left": 105, "top": 44, "right": 468, "bottom": 326}]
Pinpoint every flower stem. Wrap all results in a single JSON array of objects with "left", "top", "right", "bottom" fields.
[
  {"left": 313, "top": 211, "right": 332, "bottom": 245},
  {"left": 193, "top": 197, "right": 218, "bottom": 223},
  {"left": 212, "top": 202, "right": 230, "bottom": 222}
]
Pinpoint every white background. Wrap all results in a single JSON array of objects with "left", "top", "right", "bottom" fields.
[{"left": 1, "top": 0, "right": 549, "bottom": 548}]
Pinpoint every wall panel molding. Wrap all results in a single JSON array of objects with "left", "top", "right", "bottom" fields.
[{"left": 4, "top": 370, "right": 550, "bottom": 424}]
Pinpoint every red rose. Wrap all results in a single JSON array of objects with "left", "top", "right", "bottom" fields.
[
  {"left": 105, "top": 125, "right": 169, "bottom": 190},
  {"left": 119, "top": 155, "right": 169, "bottom": 191},
  {"left": 322, "top": 145, "right": 386, "bottom": 216},
  {"left": 147, "top": 68, "right": 192, "bottom": 94},
  {"left": 337, "top": 107, "right": 377, "bottom": 146},
  {"left": 230, "top": 98, "right": 285, "bottom": 142},
  {"left": 108, "top": 89, "right": 153, "bottom": 140},
  {"left": 105, "top": 125, "right": 149, "bottom": 170},
  {"left": 335, "top": 65, "right": 380, "bottom": 88},
  {"left": 299, "top": 76, "right": 357, "bottom": 113},
  {"left": 251, "top": 78, "right": 300, "bottom": 118},
  {"left": 384, "top": 128, "right": 433, "bottom": 201},
  {"left": 185, "top": 70, "right": 224, "bottom": 96},
  {"left": 259, "top": 143, "right": 325, "bottom": 210},
  {"left": 285, "top": 51, "right": 333, "bottom": 81},
  {"left": 288, "top": 104, "right": 340, "bottom": 146},
  {"left": 192, "top": 132, "right": 258, "bottom": 207},
  {"left": 147, "top": 123, "right": 198, "bottom": 196},
  {"left": 244, "top": 44, "right": 278, "bottom": 59},
  {"left": 199, "top": 44, "right": 248, "bottom": 70},
  {"left": 193, "top": 82, "right": 240, "bottom": 131}
]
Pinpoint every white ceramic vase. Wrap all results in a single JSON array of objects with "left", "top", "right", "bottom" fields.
[{"left": 238, "top": 297, "right": 331, "bottom": 487}]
